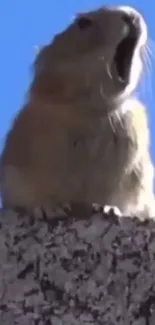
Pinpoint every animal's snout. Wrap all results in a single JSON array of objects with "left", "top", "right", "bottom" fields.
[
  {"left": 122, "top": 11, "right": 140, "bottom": 30},
  {"left": 118, "top": 6, "right": 147, "bottom": 46}
]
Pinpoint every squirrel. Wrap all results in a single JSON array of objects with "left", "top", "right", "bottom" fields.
[{"left": 0, "top": 5, "right": 155, "bottom": 219}]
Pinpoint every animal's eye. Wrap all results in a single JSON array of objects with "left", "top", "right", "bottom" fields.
[{"left": 77, "top": 16, "right": 93, "bottom": 30}]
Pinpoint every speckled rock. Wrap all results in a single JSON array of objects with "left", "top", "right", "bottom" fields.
[{"left": 0, "top": 208, "right": 155, "bottom": 325}]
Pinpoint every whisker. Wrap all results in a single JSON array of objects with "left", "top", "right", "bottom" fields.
[
  {"left": 115, "top": 110, "right": 124, "bottom": 129},
  {"left": 142, "top": 45, "right": 153, "bottom": 100},
  {"left": 146, "top": 47, "right": 153, "bottom": 68},
  {"left": 100, "top": 83, "right": 106, "bottom": 99},
  {"left": 144, "top": 50, "right": 152, "bottom": 97},
  {"left": 106, "top": 63, "right": 113, "bottom": 79},
  {"left": 108, "top": 115, "right": 116, "bottom": 134},
  {"left": 139, "top": 49, "right": 147, "bottom": 98},
  {"left": 146, "top": 43, "right": 155, "bottom": 87},
  {"left": 147, "top": 46, "right": 155, "bottom": 60},
  {"left": 137, "top": 46, "right": 152, "bottom": 101},
  {"left": 148, "top": 38, "right": 155, "bottom": 52},
  {"left": 147, "top": 39, "right": 155, "bottom": 62}
]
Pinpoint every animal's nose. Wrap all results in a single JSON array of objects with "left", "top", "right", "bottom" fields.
[
  {"left": 118, "top": 6, "right": 147, "bottom": 45},
  {"left": 121, "top": 9, "right": 141, "bottom": 33},
  {"left": 118, "top": 6, "right": 142, "bottom": 20}
]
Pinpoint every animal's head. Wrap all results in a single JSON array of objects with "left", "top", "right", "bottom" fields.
[{"left": 32, "top": 6, "right": 147, "bottom": 106}]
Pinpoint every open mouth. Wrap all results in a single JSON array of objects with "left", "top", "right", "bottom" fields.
[{"left": 113, "top": 27, "right": 140, "bottom": 83}]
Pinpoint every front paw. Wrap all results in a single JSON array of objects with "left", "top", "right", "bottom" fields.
[
  {"left": 92, "top": 203, "right": 122, "bottom": 217},
  {"left": 103, "top": 205, "right": 123, "bottom": 217}
]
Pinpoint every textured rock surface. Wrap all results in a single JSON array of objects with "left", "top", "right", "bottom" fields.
[{"left": 0, "top": 209, "right": 155, "bottom": 325}]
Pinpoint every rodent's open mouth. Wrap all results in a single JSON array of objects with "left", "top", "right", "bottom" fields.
[{"left": 113, "top": 25, "right": 140, "bottom": 83}]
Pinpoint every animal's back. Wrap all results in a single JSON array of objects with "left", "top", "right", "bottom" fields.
[{"left": 0, "top": 101, "right": 70, "bottom": 208}]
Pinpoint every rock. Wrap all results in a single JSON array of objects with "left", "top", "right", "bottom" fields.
[{"left": 0, "top": 208, "right": 155, "bottom": 325}]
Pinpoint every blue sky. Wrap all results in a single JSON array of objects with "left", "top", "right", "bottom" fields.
[{"left": 0, "top": 0, "right": 155, "bottom": 163}]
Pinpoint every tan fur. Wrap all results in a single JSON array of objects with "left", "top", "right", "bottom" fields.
[{"left": 0, "top": 6, "right": 155, "bottom": 218}]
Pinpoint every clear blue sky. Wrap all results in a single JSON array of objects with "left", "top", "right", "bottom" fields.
[{"left": 0, "top": 0, "right": 155, "bottom": 163}]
